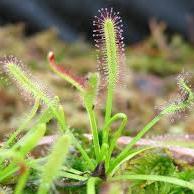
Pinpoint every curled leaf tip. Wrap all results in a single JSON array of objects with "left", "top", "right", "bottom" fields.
[
  {"left": 48, "top": 51, "right": 87, "bottom": 92},
  {"left": 48, "top": 51, "right": 56, "bottom": 67},
  {"left": 157, "top": 71, "right": 194, "bottom": 122}
]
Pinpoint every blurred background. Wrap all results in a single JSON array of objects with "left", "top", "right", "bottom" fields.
[
  {"left": 1, "top": 0, "right": 194, "bottom": 43},
  {"left": 1, "top": 0, "right": 194, "bottom": 141}
]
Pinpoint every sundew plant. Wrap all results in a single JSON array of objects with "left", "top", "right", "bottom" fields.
[{"left": 0, "top": 7, "right": 194, "bottom": 194}]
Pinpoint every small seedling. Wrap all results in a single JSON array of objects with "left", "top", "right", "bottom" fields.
[{"left": 0, "top": 7, "right": 194, "bottom": 194}]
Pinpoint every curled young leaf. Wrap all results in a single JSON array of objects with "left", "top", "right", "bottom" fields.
[
  {"left": 157, "top": 71, "right": 194, "bottom": 122},
  {"left": 48, "top": 51, "right": 87, "bottom": 92}
]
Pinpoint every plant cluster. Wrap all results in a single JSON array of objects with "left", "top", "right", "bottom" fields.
[{"left": 0, "top": 7, "right": 194, "bottom": 194}]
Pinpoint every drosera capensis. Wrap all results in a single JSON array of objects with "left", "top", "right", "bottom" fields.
[
  {"left": 0, "top": 7, "right": 194, "bottom": 194},
  {"left": 93, "top": 8, "right": 126, "bottom": 123}
]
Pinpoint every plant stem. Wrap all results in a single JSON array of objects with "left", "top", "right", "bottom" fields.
[
  {"left": 0, "top": 150, "right": 24, "bottom": 182},
  {"left": 0, "top": 165, "right": 18, "bottom": 182},
  {"left": 108, "top": 147, "right": 153, "bottom": 176},
  {"left": 102, "top": 86, "right": 114, "bottom": 164},
  {"left": 62, "top": 167, "right": 85, "bottom": 175},
  {"left": 87, "top": 177, "right": 101, "bottom": 194},
  {"left": 71, "top": 133, "right": 95, "bottom": 170},
  {"left": 60, "top": 171, "right": 88, "bottom": 181},
  {"left": 105, "top": 85, "right": 114, "bottom": 123},
  {"left": 100, "top": 113, "right": 127, "bottom": 168},
  {"left": 14, "top": 167, "right": 30, "bottom": 194},
  {"left": 111, "top": 174, "right": 194, "bottom": 191},
  {"left": 6, "top": 98, "right": 40, "bottom": 147},
  {"left": 102, "top": 113, "right": 127, "bottom": 145},
  {"left": 86, "top": 107, "right": 101, "bottom": 162},
  {"left": 108, "top": 114, "right": 127, "bottom": 157},
  {"left": 109, "top": 114, "right": 162, "bottom": 174}
]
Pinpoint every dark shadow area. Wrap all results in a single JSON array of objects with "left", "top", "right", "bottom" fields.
[{"left": 0, "top": 0, "right": 194, "bottom": 43}]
